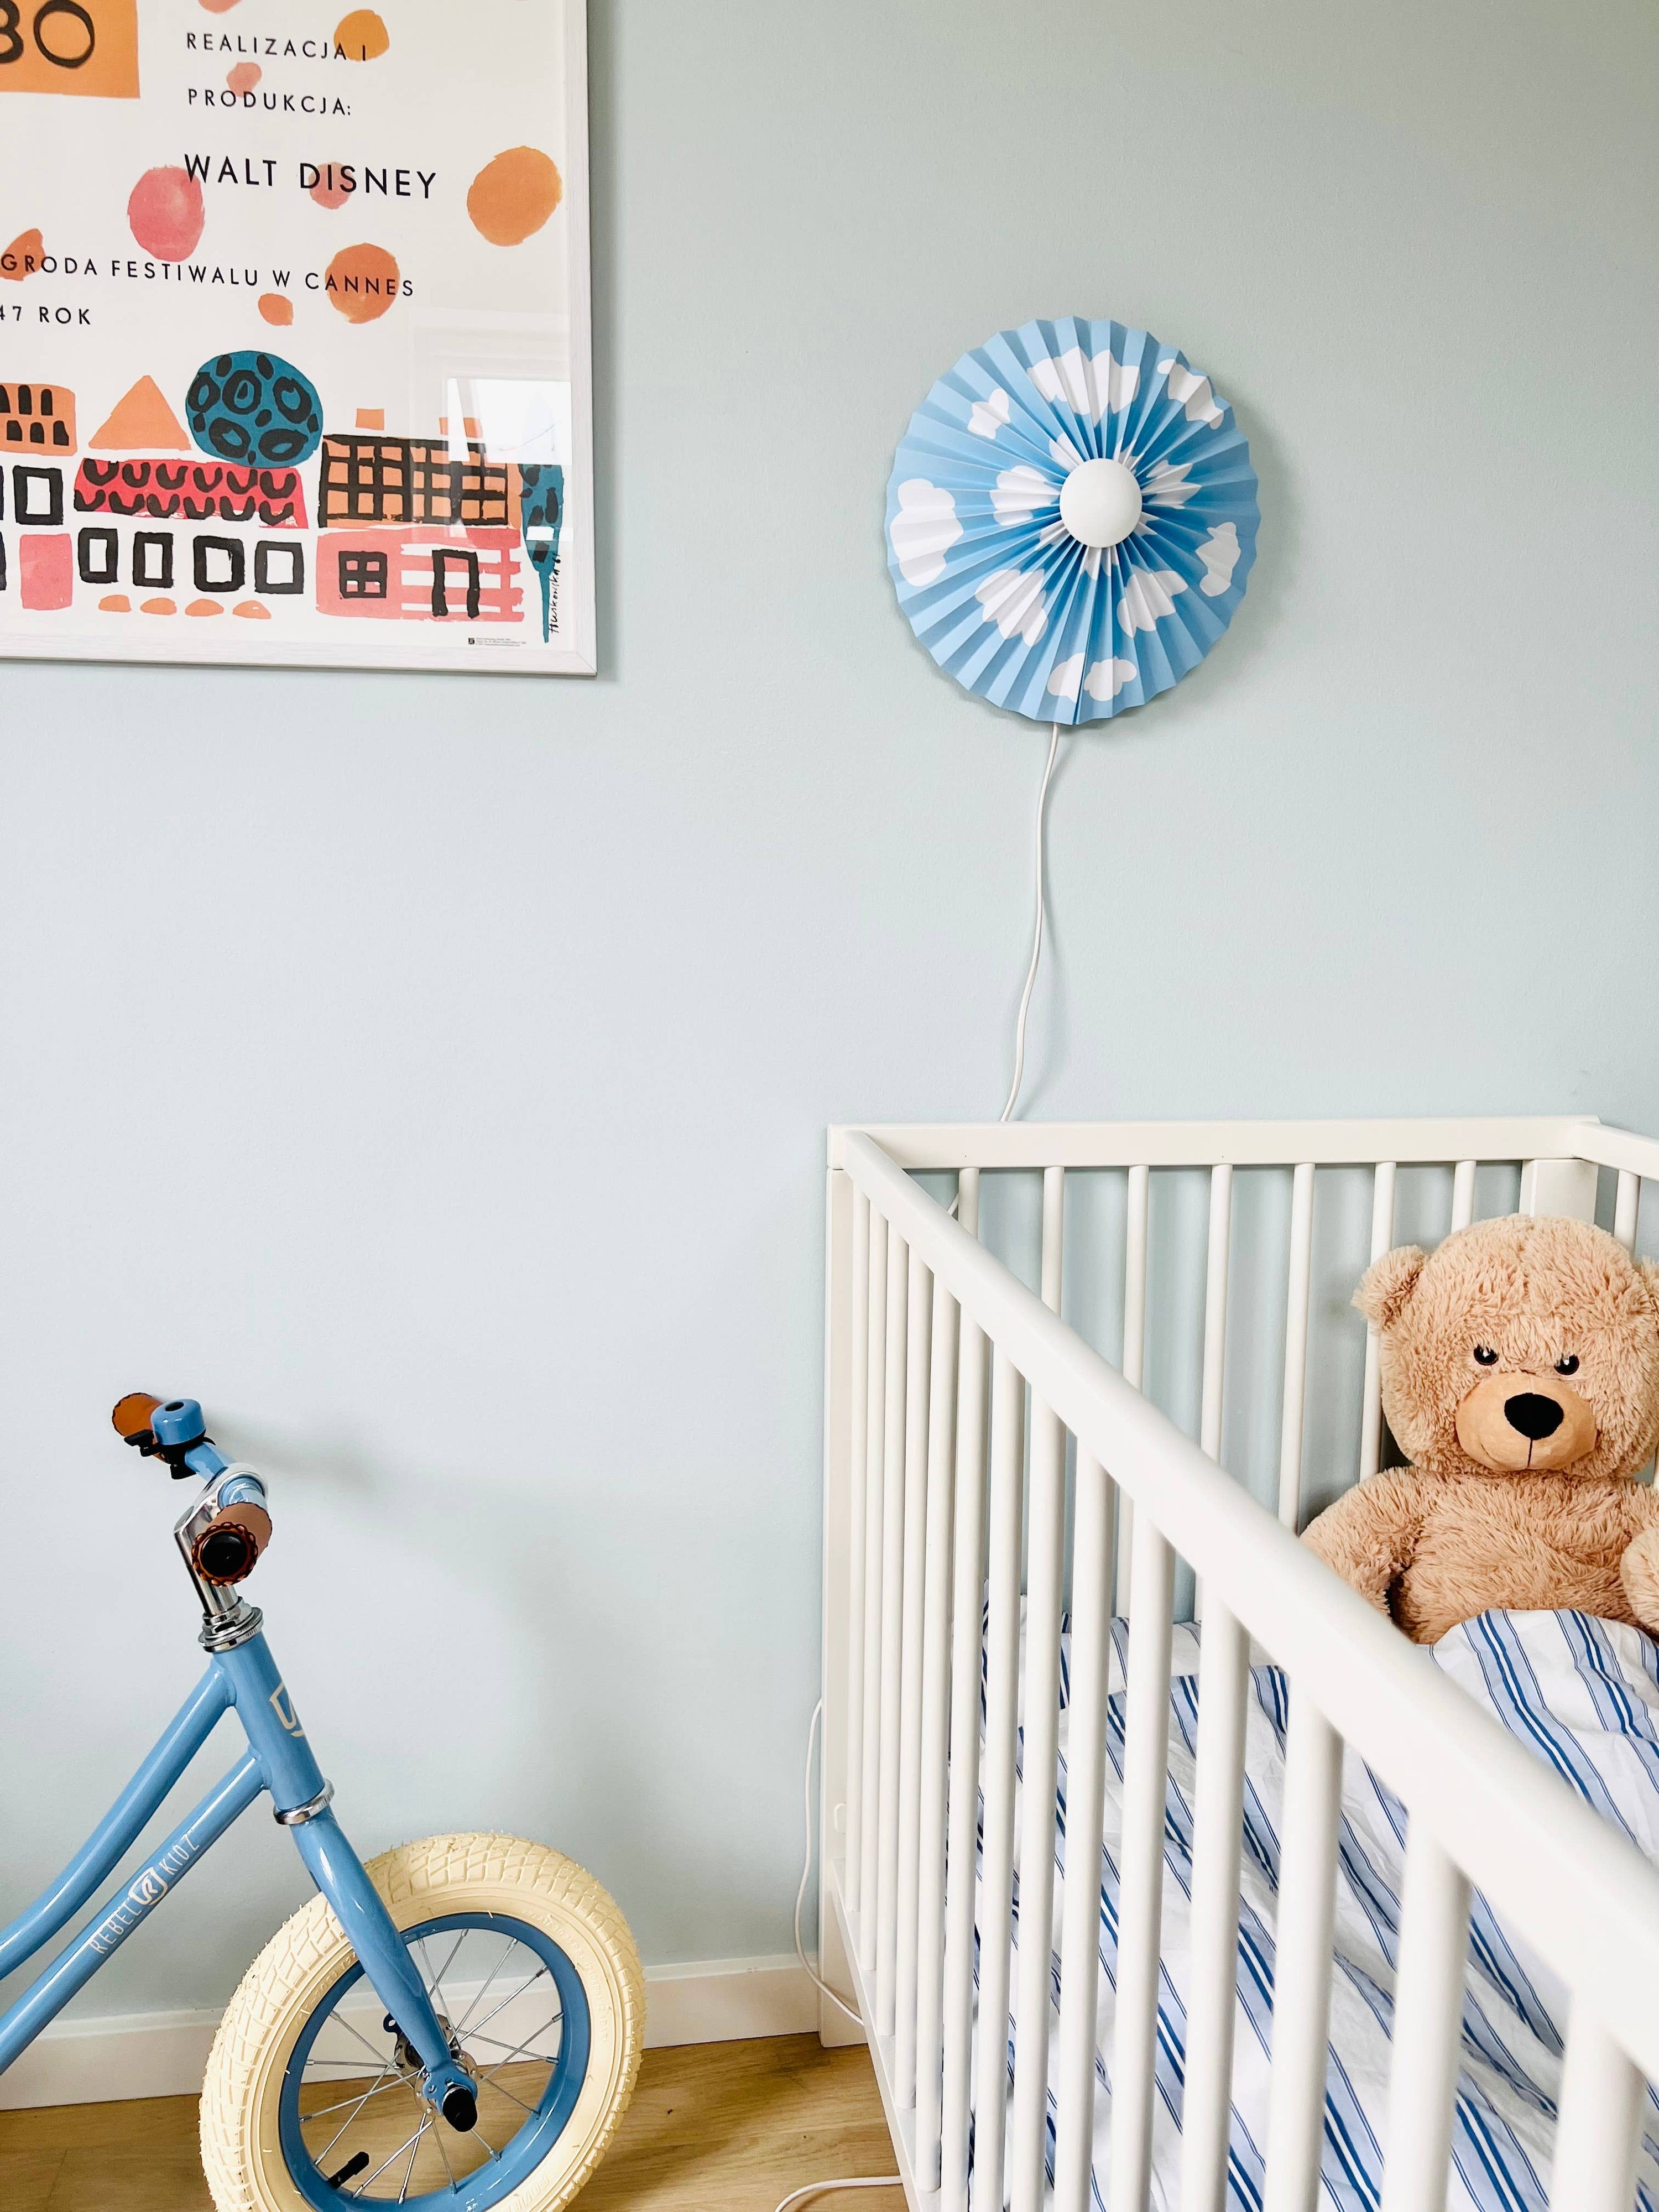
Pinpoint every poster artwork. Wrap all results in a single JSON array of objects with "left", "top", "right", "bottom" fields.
[{"left": 0, "top": 0, "right": 595, "bottom": 674}]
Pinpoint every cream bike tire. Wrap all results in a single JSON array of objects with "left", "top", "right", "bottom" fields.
[{"left": 201, "top": 1833, "right": 643, "bottom": 2211}]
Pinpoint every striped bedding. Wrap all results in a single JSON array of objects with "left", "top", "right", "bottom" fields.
[{"left": 979, "top": 1607, "right": 1659, "bottom": 2210}]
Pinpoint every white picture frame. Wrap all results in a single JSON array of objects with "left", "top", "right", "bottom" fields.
[{"left": 0, "top": 0, "right": 596, "bottom": 676}]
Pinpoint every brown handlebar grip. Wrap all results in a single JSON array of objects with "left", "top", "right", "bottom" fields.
[
  {"left": 192, "top": 1503, "right": 272, "bottom": 1584},
  {"left": 112, "top": 1392, "right": 164, "bottom": 1441}
]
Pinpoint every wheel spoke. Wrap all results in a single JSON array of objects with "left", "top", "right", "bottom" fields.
[
  {"left": 311, "top": 2062, "right": 408, "bottom": 2166},
  {"left": 302, "top": 2074, "right": 409, "bottom": 2124},
  {"left": 419, "top": 1929, "right": 469, "bottom": 2018},
  {"left": 467, "top": 2030, "right": 561, "bottom": 2064},
  {"left": 349, "top": 2117, "right": 429, "bottom": 2197},
  {"left": 432, "top": 2114, "right": 460, "bottom": 2190},
  {"left": 331, "top": 2014, "right": 397, "bottom": 2068},
  {"left": 469, "top": 2031, "right": 560, "bottom": 2058},
  {"left": 479, "top": 2016, "right": 562, "bottom": 2078},
  {"left": 397, "top": 2115, "right": 432, "bottom": 2201},
  {"left": 450, "top": 1937, "right": 518, "bottom": 2036},
  {"left": 480, "top": 2077, "right": 539, "bottom": 2117},
  {"left": 453, "top": 1966, "right": 549, "bottom": 2050}
]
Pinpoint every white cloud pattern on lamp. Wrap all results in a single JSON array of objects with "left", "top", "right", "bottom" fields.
[
  {"left": 889, "top": 478, "right": 962, "bottom": 587},
  {"left": 968, "top": 387, "right": 1011, "bottom": 439}
]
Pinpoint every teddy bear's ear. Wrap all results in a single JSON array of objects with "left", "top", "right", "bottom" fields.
[{"left": 1354, "top": 1244, "right": 1427, "bottom": 1331}]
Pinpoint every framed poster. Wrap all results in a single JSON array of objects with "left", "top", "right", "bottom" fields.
[{"left": 0, "top": 0, "right": 594, "bottom": 674}]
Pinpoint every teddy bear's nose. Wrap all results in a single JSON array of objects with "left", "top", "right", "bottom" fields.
[{"left": 1504, "top": 1392, "right": 1564, "bottom": 1441}]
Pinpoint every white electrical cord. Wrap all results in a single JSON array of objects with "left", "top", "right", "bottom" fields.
[
  {"left": 998, "top": 721, "right": 1063, "bottom": 1124},
  {"left": 781, "top": 1700, "right": 901, "bottom": 2212},
  {"left": 793, "top": 1700, "right": 863, "bottom": 2025},
  {"left": 773, "top": 2180, "right": 905, "bottom": 2211}
]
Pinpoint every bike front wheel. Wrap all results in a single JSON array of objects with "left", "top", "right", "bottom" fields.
[{"left": 201, "top": 1833, "right": 644, "bottom": 2212}]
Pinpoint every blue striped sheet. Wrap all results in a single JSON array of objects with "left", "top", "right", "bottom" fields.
[{"left": 968, "top": 1606, "right": 1659, "bottom": 2211}]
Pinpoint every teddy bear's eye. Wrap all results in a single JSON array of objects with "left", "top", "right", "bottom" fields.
[
  {"left": 1555, "top": 1354, "right": 1580, "bottom": 1376},
  {"left": 1473, "top": 1345, "right": 1499, "bottom": 1366}
]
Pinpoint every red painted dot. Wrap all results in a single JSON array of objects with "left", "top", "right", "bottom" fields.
[{"left": 128, "top": 168, "right": 205, "bottom": 262}]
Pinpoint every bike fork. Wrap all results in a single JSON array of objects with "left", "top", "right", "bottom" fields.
[{"left": 217, "top": 1632, "right": 479, "bottom": 2126}]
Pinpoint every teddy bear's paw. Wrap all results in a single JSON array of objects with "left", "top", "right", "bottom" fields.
[{"left": 1620, "top": 1526, "right": 1659, "bottom": 1633}]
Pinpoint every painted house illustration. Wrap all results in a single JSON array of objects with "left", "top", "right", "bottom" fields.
[{"left": 1, "top": 377, "right": 544, "bottom": 632}]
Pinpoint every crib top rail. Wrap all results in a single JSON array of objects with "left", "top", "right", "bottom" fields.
[
  {"left": 827, "top": 1112, "right": 1659, "bottom": 1175},
  {"left": 837, "top": 1123, "right": 1659, "bottom": 2086}
]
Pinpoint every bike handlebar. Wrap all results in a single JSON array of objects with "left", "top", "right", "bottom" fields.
[
  {"left": 112, "top": 1393, "right": 215, "bottom": 1474},
  {"left": 112, "top": 1394, "right": 273, "bottom": 1586}
]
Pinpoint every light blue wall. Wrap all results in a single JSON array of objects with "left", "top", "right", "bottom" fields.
[{"left": 1, "top": 0, "right": 1655, "bottom": 2019}]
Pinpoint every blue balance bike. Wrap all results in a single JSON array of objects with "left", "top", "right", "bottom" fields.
[{"left": 0, "top": 1396, "right": 644, "bottom": 2210}]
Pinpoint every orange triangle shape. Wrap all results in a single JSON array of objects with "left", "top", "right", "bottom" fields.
[{"left": 88, "top": 375, "right": 190, "bottom": 451}]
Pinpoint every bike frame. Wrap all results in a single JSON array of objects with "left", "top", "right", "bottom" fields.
[{"left": 0, "top": 1411, "right": 474, "bottom": 2115}]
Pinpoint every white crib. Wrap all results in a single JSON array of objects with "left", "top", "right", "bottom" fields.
[{"left": 815, "top": 1117, "right": 1659, "bottom": 2212}]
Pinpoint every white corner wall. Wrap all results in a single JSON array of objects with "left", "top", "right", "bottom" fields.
[{"left": 1, "top": 0, "right": 1656, "bottom": 2057}]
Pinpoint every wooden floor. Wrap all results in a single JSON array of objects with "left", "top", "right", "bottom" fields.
[{"left": 0, "top": 2034, "right": 905, "bottom": 2211}]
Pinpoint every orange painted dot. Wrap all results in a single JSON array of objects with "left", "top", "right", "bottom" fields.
[
  {"left": 323, "top": 242, "right": 400, "bottom": 324},
  {"left": 355, "top": 407, "right": 384, "bottom": 429},
  {"left": 335, "top": 9, "right": 388, "bottom": 59},
  {"left": 258, "top": 292, "right": 293, "bottom": 325},
  {"left": 309, "top": 164, "right": 354, "bottom": 211},
  {"left": 98, "top": 593, "right": 131, "bottom": 613},
  {"left": 140, "top": 597, "right": 177, "bottom": 615},
  {"left": 186, "top": 599, "right": 224, "bottom": 617},
  {"left": 232, "top": 601, "right": 270, "bottom": 619},
  {"left": 199, "top": 0, "right": 241, "bottom": 11},
  {"left": 2, "top": 228, "right": 43, "bottom": 282},
  {"left": 467, "top": 148, "right": 562, "bottom": 246},
  {"left": 227, "top": 61, "right": 259, "bottom": 92}
]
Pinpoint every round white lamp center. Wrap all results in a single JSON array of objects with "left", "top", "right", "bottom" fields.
[{"left": 1058, "top": 457, "right": 1142, "bottom": 548}]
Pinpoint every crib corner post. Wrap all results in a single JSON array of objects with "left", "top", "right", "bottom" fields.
[{"left": 818, "top": 1159, "right": 864, "bottom": 2045}]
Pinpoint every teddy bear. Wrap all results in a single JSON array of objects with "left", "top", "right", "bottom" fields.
[{"left": 1301, "top": 1213, "right": 1659, "bottom": 1645}]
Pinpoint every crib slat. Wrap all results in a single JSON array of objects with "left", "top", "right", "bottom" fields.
[
  {"left": 893, "top": 1251, "right": 933, "bottom": 2085},
  {"left": 1277, "top": 1163, "right": 1315, "bottom": 1530},
  {"left": 1178, "top": 1600, "right": 1250, "bottom": 2212},
  {"left": 1052, "top": 1448, "right": 1115, "bottom": 2212},
  {"left": 1010, "top": 1385, "right": 1067, "bottom": 2212},
  {"left": 874, "top": 1228, "right": 909, "bottom": 2025},
  {"left": 910, "top": 1273, "right": 960, "bottom": 2162},
  {"left": 1201, "top": 1164, "right": 1233, "bottom": 1459},
  {"left": 1007, "top": 1171, "right": 1069, "bottom": 2210},
  {"left": 1379, "top": 1832, "right": 1470, "bottom": 2212},
  {"left": 1262, "top": 1692, "right": 1343, "bottom": 2212},
  {"left": 1450, "top": 1158, "right": 1477, "bottom": 1232},
  {"left": 857, "top": 1208, "right": 889, "bottom": 1963},
  {"left": 973, "top": 1349, "right": 1027, "bottom": 2212},
  {"left": 1108, "top": 1515, "right": 1176, "bottom": 2212},
  {"left": 1118, "top": 1163, "right": 1151, "bottom": 1615},
  {"left": 1615, "top": 1168, "right": 1640, "bottom": 1254},
  {"left": 1041, "top": 1160, "right": 1066, "bottom": 1311},
  {"left": 844, "top": 1191, "right": 872, "bottom": 1922},
  {"left": 1550, "top": 2013, "right": 1643, "bottom": 2211},
  {"left": 937, "top": 1303, "right": 988, "bottom": 2210},
  {"left": 1359, "top": 1163, "right": 1397, "bottom": 1484},
  {"left": 1194, "top": 1164, "right": 1234, "bottom": 1623}
]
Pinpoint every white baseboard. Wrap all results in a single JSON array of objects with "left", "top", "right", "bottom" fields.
[{"left": 0, "top": 1953, "right": 827, "bottom": 2111}]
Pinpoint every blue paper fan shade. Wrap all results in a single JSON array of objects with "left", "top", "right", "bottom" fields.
[{"left": 885, "top": 319, "right": 1259, "bottom": 723}]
